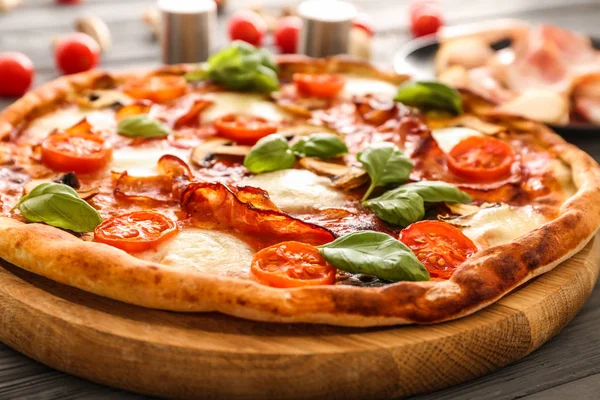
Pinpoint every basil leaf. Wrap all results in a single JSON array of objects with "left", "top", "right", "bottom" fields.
[
  {"left": 291, "top": 133, "right": 348, "bottom": 158},
  {"left": 394, "top": 81, "right": 463, "bottom": 115},
  {"left": 364, "top": 190, "right": 425, "bottom": 227},
  {"left": 16, "top": 183, "right": 103, "bottom": 233},
  {"left": 189, "top": 41, "right": 279, "bottom": 93},
  {"left": 399, "top": 181, "right": 472, "bottom": 203},
  {"left": 357, "top": 143, "right": 413, "bottom": 201},
  {"left": 117, "top": 115, "right": 171, "bottom": 138},
  {"left": 364, "top": 181, "right": 471, "bottom": 226},
  {"left": 318, "top": 231, "right": 429, "bottom": 282},
  {"left": 244, "top": 134, "right": 296, "bottom": 174}
]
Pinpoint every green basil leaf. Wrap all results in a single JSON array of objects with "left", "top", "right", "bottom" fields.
[
  {"left": 117, "top": 115, "right": 171, "bottom": 138},
  {"left": 190, "top": 41, "right": 279, "bottom": 93},
  {"left": 244, "top": 134, "right": 296, "bottom": 174},
  {"left": 357, "top": 143, "right": 413, "bottom": 201},
  {"left": 364, "top": 190, "right": 425, "bottom": 227},
  {"left": 364, "top": 181, "right": 471, "bottom": 226},
  {"left": 399, "top": 181, "right": 472, "bottom": 204},
  {"left": 318, "top": 231, "right": 429, "bottom": 282},
  {"left": 291, "top": 133, "right": 348, "bottom": 158},
  {"left": 16, "top": 183, "right": 103, "bottom": 233},
  {"left": 394, "top": 81, "right": 463, "bottom": 115}
]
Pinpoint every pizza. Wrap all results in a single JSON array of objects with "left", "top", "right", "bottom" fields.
[
  {"left": 1, "top": 42, "right": 599, "bottom": 327},
  {"left": 436, "top": 23, "right": 600, "bottom": 125}
]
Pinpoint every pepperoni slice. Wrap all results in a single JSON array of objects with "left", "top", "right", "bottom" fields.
[
  {"left": 447, "top": 136, "right": 516, "bottom": 182},
  {"left": 399, "top": 220, "right": 477, "bottom": 279},
  {"left": 250, "top": 241, "right": 336, "bottom": 288}
]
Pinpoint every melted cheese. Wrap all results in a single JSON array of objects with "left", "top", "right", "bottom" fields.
[
  {"left": 136, "top": 228, "right": 253, "bottom": 278},
  {"left": 431, "top": 127, "right": 483, "bottom": 153},
  {"left": 112, "top": 147, "right": 190, "bottom": 176},
  {"left": 201, "top": 92, "right": 291, "bottom": 123},
  {"left": 24, "top": 106, "right": 115, "bottom": 142},
  {"left": 340, "top": 74, "right": 398, "bottom": 99},
  {"left": 549, "top": 159, "right": 577, "bottom": 197},
  {"left": 460, "top": 205, "right": 549, "bottom": 247},
  {"left": 241, "top": 169, "right": 348, "bottom": 214}
]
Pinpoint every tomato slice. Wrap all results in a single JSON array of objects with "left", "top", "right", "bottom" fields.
[
  {"left": 250, "top": 241, "right": 336, "bottom": 288},
  {"left": 213, "top": 114, "right": 278, "bottom": 145},
  {"left": 447, "top": 136, "right": 516, "bottom": 182},
  {"left": 94, "top": 211, "right": 178, "bottom": 253},
  {"left": 399, "top": 220, "right": 477, "bottom": 279},
  {"left": 293, "top": 73, "right": 345, "bottom": 98},
  {"left": 41, "top": 132, "right": 112, "bottom": 174},
  {"left": 123, "top": 75, "right": 187, "bottom": 103}
]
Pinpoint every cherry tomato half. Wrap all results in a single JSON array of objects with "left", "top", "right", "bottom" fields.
[
  {"left": 55, "top": 33, "right": 100, "bottom": 75},
  {"left": 250, "top": 241, "right": 336, "bottom": 288},
  {"left": 409, "top": 2, "right": 444, "bottom": 38},
  {"left": 399, "top": 220, "right": 477, "bottom": 279},
  {"left": 228, "top": 10, "right": 267, "bottom": 46},
  {"left": 447, "top": 136, "right": 516, "bottom": 182},
  {"left": 0, "top": 52, "right": 34, "bottom": 97},
  {"left": 213, "top": 114, "right": 278, "bottom": 145},
  {"left": 94, "top": 211, "right": 178, "bottom": 253},
  {"left": 41, "top": 132, "right": 112, "bottom": 174},
  {"left": 274, "top": 16, "right": 302, "bottom": 54},
  {"left": 123, "top": 75, "right": 187, "bottom": 103},
  {"left": 293, "top": 73, "right": 345, "bottom": 98}
]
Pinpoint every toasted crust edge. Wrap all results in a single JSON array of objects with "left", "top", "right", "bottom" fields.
[{"left": 0, "top": 60, "right": 599, "bottom": 327}]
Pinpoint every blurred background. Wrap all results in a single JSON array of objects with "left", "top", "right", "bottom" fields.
[{"left": 1, "top": 0, "right": 599, "bottom": 89}]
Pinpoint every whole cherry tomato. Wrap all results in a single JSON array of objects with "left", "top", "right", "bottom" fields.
[
  {"left": 274, "top": 16, "right": 302, "bottom": 54},
  {"left": 228, "top": 10, "right": 267, "bottom": 46},
  {"left": 55, "top": 0, "right": 82, "bottom": 4},
  {"left": 55, "top": 33, "right": 100, "bottom": 75},
  {"left": 352, "top": 13, "right": 375, "bottom": 37},
  {"left": 0, "top": 52, "right": 34, "bottom": 97},
  {"left": 409, "top": 1, "right": 444, "bottom": 37}
]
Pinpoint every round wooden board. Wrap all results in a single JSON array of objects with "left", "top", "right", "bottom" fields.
[{"left": 0, "top": 235, "right": 599, "bottom": 400}]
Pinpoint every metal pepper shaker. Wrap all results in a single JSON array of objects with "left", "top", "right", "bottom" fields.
[
  {"left": 158, "top": 0, "right": 216, "bottom": 64},
  {"left": 297, "top": 0, "right": 358, "bottom": 57}
]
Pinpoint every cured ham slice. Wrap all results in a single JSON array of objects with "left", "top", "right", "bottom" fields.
[{"left": 181, "top": 182, "right": 335, "bottom": 246}]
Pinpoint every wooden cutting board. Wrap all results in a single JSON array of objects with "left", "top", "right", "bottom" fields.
[{"left": 0, "top": 235, "right": 598, "bottom": 400}]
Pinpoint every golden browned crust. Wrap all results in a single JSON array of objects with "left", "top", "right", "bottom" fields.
[{"left": 0, "top": 61, "right": 599, "bottom": 327}]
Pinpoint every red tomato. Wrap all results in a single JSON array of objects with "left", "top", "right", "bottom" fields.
[
  {"left": 410, "top": 2, "right": 444, "bottom": 37},
  {"left": 213, "top": 114, "right": 278, "bottom": 144},
  {"left": 41, "top": 132, "right": 112, "bottom": 174},
  {"left": 352, "top": 13, "right": 375, "bottom": 37},
  {"left": 0, "top": 52, "right": 34, "bottom": 97},
  {"left": 274, "top": 16, "right": 302, "bottom": 54},
  {"left": 228, "top": 10, "right": 267, "bottom": 46},
  {"left": 55, "top": 33, "right": 100, "bottom": 75},
  {"left": 55, "top": 0, "right": 82, "bottom": 4},
  {"left": 123, "top": 75, "right": 187, "bottom": 103},
  {"left": 293, "top": 73, "right": 345, "bottom": 98},
  {"left": 250, "top": 241, "right": 337, "bottom": 288},
  {"left": 447, "top": 136, "right": 516, "bottom": 182},
  {"left": 399, "top": 220, "right": 477, "bottom": 279},
  {"left": 94, "top": 211, "right": 178, "bottom": 253}
]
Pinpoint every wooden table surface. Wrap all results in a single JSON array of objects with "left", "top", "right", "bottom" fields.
[{"left": 1, "top": 1, "right": 600, "bottom": 399}]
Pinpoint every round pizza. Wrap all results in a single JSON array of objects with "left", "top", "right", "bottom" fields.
[{"left": 1, "top": 42, "right": 599, "bottom": 327}]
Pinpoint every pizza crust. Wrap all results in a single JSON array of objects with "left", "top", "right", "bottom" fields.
[{"left": 0, "top": 60, "right": 599, "bottom": 327}]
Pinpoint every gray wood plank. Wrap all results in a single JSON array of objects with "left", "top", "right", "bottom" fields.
[{"left": 521, "top": 374, "right": 600, "bottom": 400}]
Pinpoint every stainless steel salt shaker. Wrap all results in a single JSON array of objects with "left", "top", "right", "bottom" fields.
[
  {"left": 158, "top": 0, "right": 216, "bottom": 64},
  {"left": 297, "top": 0, "right": 358, "bottom": 57}
]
